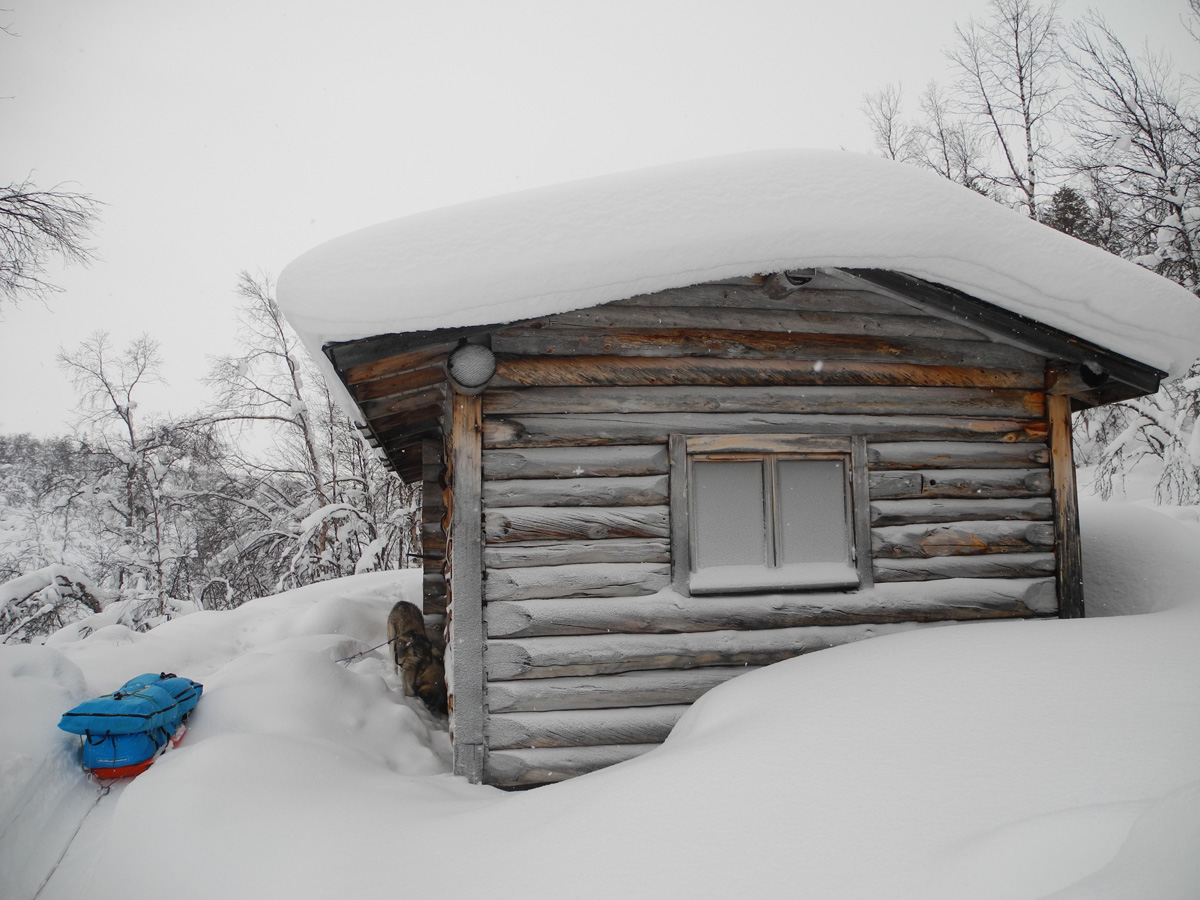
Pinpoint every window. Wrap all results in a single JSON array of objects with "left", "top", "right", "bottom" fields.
[{"left": 669, "top": 435, "right": 871, "bottom": 595}]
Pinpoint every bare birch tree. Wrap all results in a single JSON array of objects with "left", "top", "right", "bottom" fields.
[
  {"left": 947, "top": 0, "right": 1064, "bottom": 215},
  {"left": 201, "top": 272, "right": 418, "bottom": 596},
  {"left": 0, "top": 179, "right": 99, "bottom": 307}
]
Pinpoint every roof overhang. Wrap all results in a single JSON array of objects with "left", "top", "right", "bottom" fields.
[{"left": 325, "top": 268, "right": 1168, "bottom": 481}]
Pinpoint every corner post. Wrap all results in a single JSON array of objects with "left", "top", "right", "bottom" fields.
[
  {"left": 448, "top": 391, "right": 486, "bottom": 781},
  {"left": 1046, "top": 365, "right": 1084, "bottom": 618}
]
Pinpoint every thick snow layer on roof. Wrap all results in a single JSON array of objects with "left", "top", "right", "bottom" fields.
[{"left": 278, "top": 149, "right": 1200, "bottom": 378}]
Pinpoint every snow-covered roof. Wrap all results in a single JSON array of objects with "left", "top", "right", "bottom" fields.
[{"left": 278, "top": 149, "right": 1200, "bottom": 379}]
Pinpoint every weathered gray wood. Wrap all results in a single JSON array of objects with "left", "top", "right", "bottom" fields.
[
  {"left": 482, "top": 475, "right": 669, "bottom": 508},
  {"left": 851, "top": 434, "right": 874, "bottom": 591},
  {"left": 1048, "top": 389, "right": 1085, "bottom": 618},
  {"left": 341, "top": 341, "right": 456, "bottom": 388},
  {"left": 483, "top": 445, "right": 668, "bottom": 480},
  {"left": 484, "top": 744, "right": 656, "bottom": 787},
  {"left": 486, "top": 704, "right": 689, "bottom": 750},
  {"left": 483, "top": 562, "right": 671, "bottom": 602},
  {"left": 484, "top": 578, "right": 1057, "bottom": 638},
  {"left": 607, "top": 283, "right": 926, "bottom": 313},
  {"left": 485, "top": 621, "right": 934, "bottom": 679},
  {"left": 869, "top": 497, "right": 1053, "bottom": 526},
  {"left": 869, "top": 471, "right": 925, "bottom": 497},
  {"left": 350, "top": 362, "right": 447, "bottom": 401},
  {"left": 872, "top": 520, "right": 1056, "bottom": 558},
  {"left": 359, "top": 383, "right": 448, "bottom": 420},
  {"left": 872, "top": 553, "right": 1057, "bottom": 581},
  {"left": 683, "top": 433, "right": 852, "bottom": 454},
  {"left": 486, "top": 668, "right": 756, "bottom": 713},
  {"left": 483, "top": 538, "right": 670, "bottom": 569},
  {"left": 422, "top": 437, "right": 447, "bottom": 622},
  {"left": 869, "top": 468, "right": 1052, "bottom": 499},
  {"left": 484, "top": 413, "right": 1048, "bottom": 448},
  {"left": 491, "top": 356, "right": 1044, "bottom": 390},
  {"left": 668, "top": 434, "right": 691, "bottom": 595},
  {"left": 448, "top": 392, "right": 485, "bottom": 783},
  {"left": 867, "top": 441, "right": 1051, "bottom": 469},
  {"left": 539, "top": 306, "right": 990, "bottom": 340},
  {"left": 490, "top": 326, "right": 1044, "bottom": 369},
  {"left": 484, "top": 506, "right": 670, "bottom": 542},
  {"left": 483, "top": 385, "right": 1045, "bottom": 419}
]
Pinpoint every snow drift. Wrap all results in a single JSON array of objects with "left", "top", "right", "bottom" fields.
[{"left": 1, "top": 504, "right": 1197, "bottom": 900}]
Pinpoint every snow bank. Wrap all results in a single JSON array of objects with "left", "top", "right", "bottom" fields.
[
  {"left": 1081, "top": 497, "right": 1200, "bottom": 616},
  {"left": 1, "top": 502, "right": 1197, "bottom": 900},
  {"left": 278, "top": 150, "right": 1200, "bottom": 380}
]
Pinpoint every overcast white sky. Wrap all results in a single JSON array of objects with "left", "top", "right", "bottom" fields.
[{"left": 1, "top": 0, "right": 1195, "bottom": 436}]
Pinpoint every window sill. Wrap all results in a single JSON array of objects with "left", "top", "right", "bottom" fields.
[{"left": 688, "top": 562, "right": 860, "bottom": 595}]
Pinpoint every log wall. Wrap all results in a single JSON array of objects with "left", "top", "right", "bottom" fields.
[{"left": 449, "top": 278, "right": 1058, "bottom": 787}]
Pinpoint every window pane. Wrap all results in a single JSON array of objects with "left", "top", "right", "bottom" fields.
[
  {"left": 775, "top": 459, "right": 850, "bottom": 566},
  {"left": 691, "top": 460, "right": 765, "bottom": 569}
]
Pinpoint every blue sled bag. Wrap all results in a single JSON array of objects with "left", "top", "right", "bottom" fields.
[{"left": 59, "top": 672, "right": 203, "bottom": 778}]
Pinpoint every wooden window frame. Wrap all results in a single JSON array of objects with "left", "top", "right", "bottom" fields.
[{"left": 669, "top": 434, "right": 873, "bottom": 596}]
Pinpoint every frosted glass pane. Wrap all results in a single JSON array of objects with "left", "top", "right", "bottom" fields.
[
  {"left": 692, "top": 460, "right": 765, "bottom": 568},
  {"left": 776, "top": 459, "right": 851, "bottom": 565}
]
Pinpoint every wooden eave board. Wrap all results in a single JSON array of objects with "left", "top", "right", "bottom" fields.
[{"left": 833, "top": 268, "right": 1166, "bottom": 402}]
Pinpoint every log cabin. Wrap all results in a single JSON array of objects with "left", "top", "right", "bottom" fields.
[{"left": 277, "top": 150, "right": 1200, "bottom": 788}]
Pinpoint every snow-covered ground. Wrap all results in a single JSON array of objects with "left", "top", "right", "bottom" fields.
[{"left": 2, "top": 501, "right": 1198, "bottom": 900}]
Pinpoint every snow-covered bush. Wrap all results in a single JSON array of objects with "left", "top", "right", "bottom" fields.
[{"left": 0, "top": 564, "right": 101, "bottom": 643}]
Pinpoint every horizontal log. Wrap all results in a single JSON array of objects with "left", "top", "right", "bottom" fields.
[
  {"left": 483, "top": 413, "right": 1048, "bottom": 448},
  {"left": 869, "top": 497, "right": 1053, "bottom": 526},
  {"left": 485, "top": 621, "right": 934, "bottom": 679},
  {"left": 482, "top": 385, "right": 1045, "bottom": 419},
  {"left": 486, "top": 704, "right": 689, "bottom": 750},
  {"left": 869, "top": 467, "right": 1051, "bottom": 499},
  {"left": 483, "top": 538, "right": 670, "bottom": 569},
  {"left": 491, "top": 356, "right": 1043, "bottom": 390},
  {"left": 609, "top": 283, "right": 925, "bottom": 313},
  {"left": 873, "top": 554, "right": 1057, "bottom": 582},
  {"left": 484, "top": 578, "right": 1057, "bottom": 638},
  {"left": 538, "top": 306, "right": 989, "bottom": 341},
  {"left": 484, "top": 506, "right": 670, "bottom": 542},
  {"left": 486, "top": 667, "right": 757, "bottom": 712},
  {"left": 419, "top": 533, "right": 446, "bottom": 557},
  {"left": 482, "top": 475, "right": 669, "bottom": 508},
  {"left": 872, "top": 520, "right": 1056, "bottom": 558},
  {"left": 490, "top": 327, "right": 1043, "bottom": 369},
  {"left": 483, "top": 445, "right": 669, "bottom": 480},
  {"left": 867, "top": 441, "right": 1051, "bottom": 469},
  {"left": 424, "top": 584, "right": 446, "bottom": 608},
  {"left": 483, "top": 562, "right": 671, "bottom": 602},
  {"left": 484, "top": 744, "right": 656, "bottom": 787}
]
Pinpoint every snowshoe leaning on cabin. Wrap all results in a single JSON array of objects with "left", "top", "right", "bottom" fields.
[
  {"left": 387, "top": 600, "right": 447, "bottom": 716},
  {"left": 58, "top": 672, "right": 203, "bottom": 779}
]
